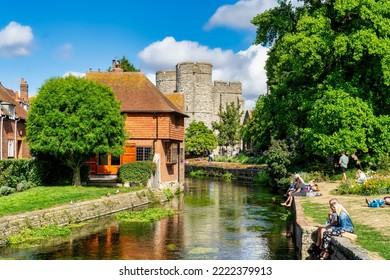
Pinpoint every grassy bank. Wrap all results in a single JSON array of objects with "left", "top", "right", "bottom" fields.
[
  {"left": 301, "top": 199, "right": 390, "bottom": 260},
  {"left": 0, "top": 185, "right": 139, "bottom": 217}
]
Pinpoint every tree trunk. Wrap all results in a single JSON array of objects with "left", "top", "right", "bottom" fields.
[{"left": 72, "top": 165, "right": 82, "bottom": 186}]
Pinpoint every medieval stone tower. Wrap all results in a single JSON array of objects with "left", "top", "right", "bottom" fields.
[{"left": 156, "top": 62, "right": 245, "bottom": 131}]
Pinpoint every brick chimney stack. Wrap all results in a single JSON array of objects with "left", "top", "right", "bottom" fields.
[
  {"left": 20, "top": 78, "right": 28, "bottom": 102},
  {"left": 112, "top": 59, "right": 123, "bottom": 72}
]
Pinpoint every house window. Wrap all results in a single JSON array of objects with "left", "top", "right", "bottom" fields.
[
  {"left": 165, "top": 142, "right": 178, "bottom": 164},
  {"left": 175, "top": 115, "right": 181, "bottom": 129},
  {"left": 111, "top": 155, "right": 120, "bottom": 165},
  {"left": 98, "top": 154, "right": 108, "bottom": 165},
  {"left": 7, "top": 139, "right": 15, "bottom": 158},
  {"left": 136, "top": 146, "right": 152, "bottom": 161}
]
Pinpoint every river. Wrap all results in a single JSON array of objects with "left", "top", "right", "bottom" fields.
[{"left": 0, "top": 178, "right": 297, "bottom": 260}]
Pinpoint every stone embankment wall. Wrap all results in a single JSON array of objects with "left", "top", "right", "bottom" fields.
[
  {"left": 185, "top": 164, "right": 261, "bottom": 181},
  {"left": 293, "top": 197, "right": 376, "bottom": 260},
  {"left": 0, "top": 189, "right": 169, "bottom": 246}
]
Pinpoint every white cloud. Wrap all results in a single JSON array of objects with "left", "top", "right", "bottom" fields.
[
  {"left": 138, "top": 36, "right": 269, "bottom": 111},
  {"left": 138, "top": 37, "right": 234, "bottom": 71},
  {"left": 0, "top": 21, "right": 34, "bottom": 57},
  {"left": 204, "top": 0, "right": 279, "bottom": 30},
  {"left": 57, "top": 43, "right": 73, "bottom": 60},
  {"left": 62, "top": 72, "right": 86, "bottom": 78},
  {"left": 205, "top": 0, "right": 303, "bottom": 31}
]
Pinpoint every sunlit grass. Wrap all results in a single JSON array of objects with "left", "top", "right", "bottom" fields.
[
  {"left": 0, "top": 186, "right": 138, "bottom": 217},
  {"left": 301, "top": 200, "right": 390, "bottom": 259}
]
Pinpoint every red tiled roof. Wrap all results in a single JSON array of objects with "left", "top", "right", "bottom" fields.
[
  {"left": 0, "top": 83, "right": 28, "bottom": 119},
  {"left": 86, "top": 72, "right": 187, "bottom": 116}
]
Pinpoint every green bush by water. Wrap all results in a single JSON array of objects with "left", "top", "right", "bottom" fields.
[
  {"left": 117, "top": 161, "right": 156, "bottom": 184},
  {"left": 7, "top": 226, "right": 71, "bottom": 245},
  {"left": 115, "top": 208, "right": 178, "bottom": 223}
]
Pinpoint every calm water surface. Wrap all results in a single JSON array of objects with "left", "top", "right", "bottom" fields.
[{"left": 0, "top": 178, "right": 297, "bottom": 260}]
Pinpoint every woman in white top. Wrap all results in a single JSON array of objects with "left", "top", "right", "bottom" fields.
[{"left": 355, "top": 169, "right": 367, "bottom": 184}]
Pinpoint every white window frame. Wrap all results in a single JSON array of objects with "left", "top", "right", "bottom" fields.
[{"left": 8, "top": 139, "right": 15, "bottom": 158}]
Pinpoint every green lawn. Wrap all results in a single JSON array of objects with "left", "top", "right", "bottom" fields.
[
  {"left": 301, "top": 200, "right": 390, "bottom": 260},
  {"left": 0, "top": 186, "right": 138, "bottom": 217}
]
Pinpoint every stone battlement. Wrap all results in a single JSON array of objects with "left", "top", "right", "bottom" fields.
[{"left": 155, "top": 61, "right": 245, "bottom": 136}]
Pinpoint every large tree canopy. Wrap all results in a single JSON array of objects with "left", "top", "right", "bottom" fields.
[
  {"left": 250, "top": 0, "right": 390, "bottom": 167},
  {"left": 185, "top": 121, "right": 217, "bottom": 156},
  {"left": 26, "top": 76, "right": 126, "bottom": 186}
]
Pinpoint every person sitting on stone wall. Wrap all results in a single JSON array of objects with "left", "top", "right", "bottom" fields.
[
  {"left": 365, "top": 196, "right": 390, "bottom": 208},
  {"left": 318, "top": 202, "right": 354, "bottom": 260},
  {"left": 309, "top": 198, "right": 339, "bottom": 256},
  {"left": 285, "top": 175, "right": 300, "bottom": 197},
  {"left": 280, "top": 175, "right": 306, "bottom": 207}
]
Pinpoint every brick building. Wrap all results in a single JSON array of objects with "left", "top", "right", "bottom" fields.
[
  {"left": 86, "top": 61, "right": 187, "bottom": 188},
  {"left": 0, "top": 79, "right": 30, "bottom": 159}
]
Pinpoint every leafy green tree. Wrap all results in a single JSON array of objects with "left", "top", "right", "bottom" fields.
[
  {"left": 185, "top": 121, "right": 217, "bottom": 156},
  {"left": 212, "top": 102, "right": 243, "bottom": 154},
  {"left": 263, "top": 139, "right": 292, "bottom": 186},
  {"left": 242, "top": 96, "right": 273, "bottom": 153},
  {"left": 26, "top": 76, "right": 126, "bottom": 186},
  {"left": 249, "top": 0, "right": 390, "bottom": 167},
  {"left": 119, "top": 55, "right": 140, "bottom": 72},
  {"left": 302, "top": 89, "right": 375, "bottom": 157},
  {"left": 108, "top": 56, "right": 139, "bottom": 72}
]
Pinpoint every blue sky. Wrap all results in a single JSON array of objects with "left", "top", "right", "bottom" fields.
[{"left": 0, "top": 0, "right": 300, "bottom": 110}]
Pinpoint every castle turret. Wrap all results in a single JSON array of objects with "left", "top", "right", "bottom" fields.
[
  {"left": 213, "top": 80, "right": 244, "bottom": 124},
  {"left": 156, "top": 70, "right": 177, "bottom": 93},
  {"left": 176, "top": 62, "right": 213, "bottom": 129},
  {"left": 155, "top": 61, "right": 245, "bottom": 144}
]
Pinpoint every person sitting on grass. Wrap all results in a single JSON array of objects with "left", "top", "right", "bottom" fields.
[
  {"left": 365, "top": 196, "right": 390, "bottom": 208},
  {"left": 355, "top": 169, "right": 367, "bottom": 184},
  {"left": 280, "top": 176, "right": 306, "bottom": 207}
]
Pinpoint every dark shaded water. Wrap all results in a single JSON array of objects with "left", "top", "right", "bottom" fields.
[{"left": 0, "top": 178, "right": 297, "bottom": 260}]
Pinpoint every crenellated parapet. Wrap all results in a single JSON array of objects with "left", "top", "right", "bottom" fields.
[
  {"left": 155, "top": 61, "right": 245, "bottom": 133},
  {"left": 156, "top": 70, "right": 176, "bottom": 93}
]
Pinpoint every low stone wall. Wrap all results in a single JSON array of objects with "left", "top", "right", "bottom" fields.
[
  {"left": 185, "top": 164, "right": 261, "bottom": 180},
  {"left": 293, "top": 197, "right": 375, "bottom": 260},
  {"left": 0, "top": 188, "right": 168, "bottom": 246}
]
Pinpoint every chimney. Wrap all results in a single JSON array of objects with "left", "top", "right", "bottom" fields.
[
  {"left": 112, "top": 59, "right": 116, "bottom": 71},
  {"left": 20, "top": 78, "right": 28, "bottom": 102},
  {"left": 112, "top": 59, "right": 123, "bottom": 72}
]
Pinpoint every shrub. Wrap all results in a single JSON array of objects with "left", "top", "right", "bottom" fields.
[
  {"left": 0, "top": 159, "right": 41, "bottom": 192},
  {"left": 162, "top": 188, "right": 174, "bottom": 199},
  {"left": 16, "top": 180, "right": 36, "bottom": 192},
  {"left": 253, "top": 169, "right": 270, "bottom": 185},
  {"left": 189, "top": 170, "right": 208, "bottom": 178},
  {"left": 117, "top": 161, "right": 156, "bottom": 184},
  {"left": 337, "top": 177, "right": 390, "bottom": 195},
  {"left": 222, "top": 172, "right": 232, "bottom": 182},
  {"left": 0, "top": 186, "right": 16, "bottom": 196},
  {"left": 263, "top": 139, "right": 292, "bottom": 186}
]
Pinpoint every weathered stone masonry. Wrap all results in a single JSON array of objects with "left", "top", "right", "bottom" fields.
[
  {"left": 0, "top": 189, "right": 169, "bottom": 245},
  {"left": 156, "top": 62, "right": 245, "bottom": 131},
  {"left": 293, "top": 197, "right": 378, "bottom": 260}
]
